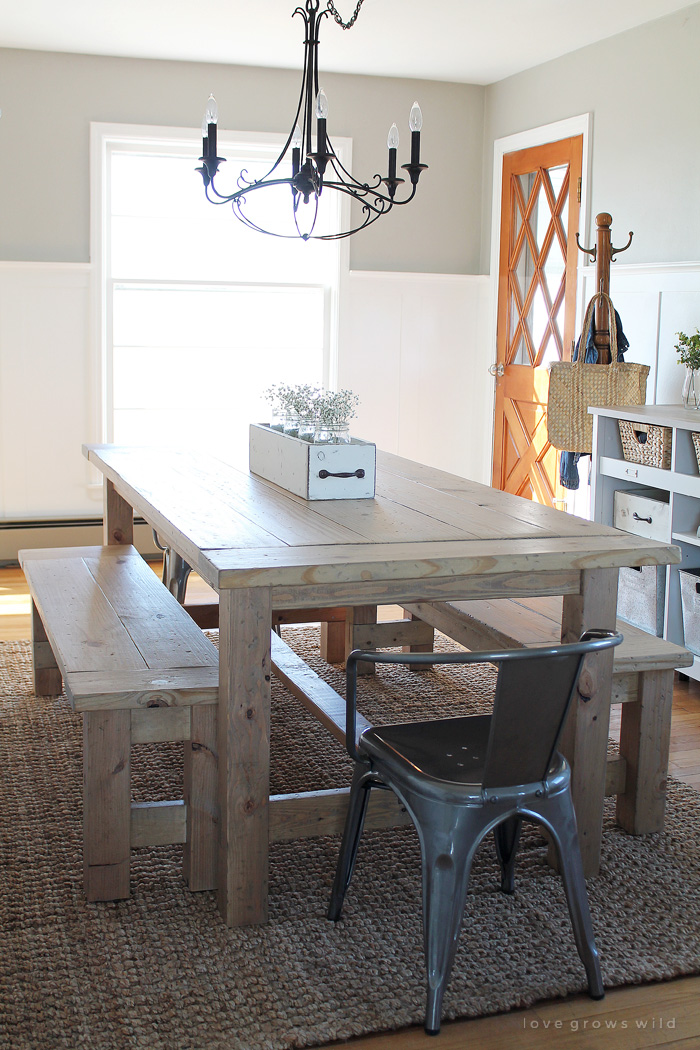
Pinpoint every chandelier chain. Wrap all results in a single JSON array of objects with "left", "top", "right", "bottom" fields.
[{"left": 326, "top": 0, "right": 365, "bottom": 29}]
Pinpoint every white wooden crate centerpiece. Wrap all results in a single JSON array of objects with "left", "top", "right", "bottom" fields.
[{"left": 249, "top": 423, "right": 376, "bottom": 500}]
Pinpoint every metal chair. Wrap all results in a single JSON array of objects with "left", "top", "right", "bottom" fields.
[
  {"left": 152, "top": 530, "right": 192, "bottom": 603},
  {"left": 327, "top": 630, "right": 623, "bottom": 1035}
]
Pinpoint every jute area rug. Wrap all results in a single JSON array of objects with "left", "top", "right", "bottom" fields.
[{"left": 2, "top": 629, "right": 700, "bottom": 1050}]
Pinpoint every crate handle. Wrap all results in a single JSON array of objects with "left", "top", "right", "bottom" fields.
[
  {"left": 633, "top": 430, "right": 648, "bottom": 444},
  {"left": 632, "top": 512, "right": 653, "bottom": 524},
  {"left": 318, "top": 468, "right": 366, "bottom": 480}
]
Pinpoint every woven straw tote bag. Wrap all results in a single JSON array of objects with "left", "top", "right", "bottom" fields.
[{"left": 547, "top": 291, "right": 649, "bottom": 454}]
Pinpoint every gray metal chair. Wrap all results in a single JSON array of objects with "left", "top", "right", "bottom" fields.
[{"left": 327, "top": 630, "right": 623, "bottom": 1035}]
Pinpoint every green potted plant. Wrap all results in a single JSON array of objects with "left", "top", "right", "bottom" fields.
[{"left": 676, "top": 330, "right": 700, "bottom": 409}]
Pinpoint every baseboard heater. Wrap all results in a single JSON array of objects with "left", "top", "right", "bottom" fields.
[{"left": 0, "top": 517, "right": 160, "bottom": 566}]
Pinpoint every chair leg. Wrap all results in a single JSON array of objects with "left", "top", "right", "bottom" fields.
[
  {"left": 327, "top": 763, "right": 375, "bottom": 921},
  {"left": 494, "top": 815, "right": 522, "bottom": 894},
  {"left": 165, "top": 550, "right": 192, "bottom": 604},
  {"left": 544, "top": 796, "right": 604, "bottom": 1000},
  {"left": 412, "top": 801, "right": 481, "bottom": 1035}
]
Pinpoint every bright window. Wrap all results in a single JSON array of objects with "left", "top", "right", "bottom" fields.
[{"left": 96, "top": 125, "right": 347, "bottom": 464}]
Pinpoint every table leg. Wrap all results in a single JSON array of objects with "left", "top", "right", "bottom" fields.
[
  {"left": 320, "top": 620, "right": 346, "bottom": 664},
  {"left": 217, "top": 587, "right": 272, "bottom": 926},
  {"left": 104, "top": 479, "right": 134, "bottom": 546},
  {"left": 559, "top": 567, "right": 618, "bottom": 878}
]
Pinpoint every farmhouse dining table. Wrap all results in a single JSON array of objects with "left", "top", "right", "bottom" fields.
[{"left": 84, "top": 442, "right": 680, "bottom": 926}]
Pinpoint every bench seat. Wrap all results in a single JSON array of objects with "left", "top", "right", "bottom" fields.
[
  {"left": 403, "top": 596, "right": 693, "bottom": 836},
  {"left": 19, "top": 544, "right": 219, "bottom": 902}
]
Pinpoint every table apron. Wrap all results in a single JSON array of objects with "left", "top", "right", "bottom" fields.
[{"left": 268, "top": 569, "right": 582, "bottom": 609}]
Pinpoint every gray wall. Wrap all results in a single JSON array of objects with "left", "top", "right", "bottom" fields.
[
  {"left": 0, "top": 48, "right": 484, "bottom": 274},
  {"left": 481, "top": 3, "right": 700, "bottom": 271},
  {"left": 2, "top": 5, "right": 698, "bottom": 275}
]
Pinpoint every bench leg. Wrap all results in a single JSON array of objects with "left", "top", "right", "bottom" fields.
[
  {"left": 345, "top": 605, "right": 378, "bottom": 676},
  {"left": 617, "top": 669, "right": 673, "bottom": 835},
  {"left": 184, "top": 705, "right": 219, "bottom": 891},
  {"left": 83, "top": 711, "right": 131, "bottom": 901},
  {"left": 31, "top": 600, "right": 62, "bottom": 696},
  {"left": 401, "top": 609, "right": 435, "bottom": 671}
]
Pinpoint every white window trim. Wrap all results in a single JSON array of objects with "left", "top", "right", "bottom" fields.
[{"left": 90, "top": 121, "right": 350, "bottom": 444}]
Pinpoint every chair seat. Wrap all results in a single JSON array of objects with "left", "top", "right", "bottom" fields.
[{"left": 360, "top": 715, "right": 492, "bottom": 787}]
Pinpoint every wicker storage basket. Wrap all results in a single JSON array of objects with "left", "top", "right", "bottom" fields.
[
  {"left": 618, "top": 420, "right": 672, "bottom": 469},
  {"left": 691, "top": 432, "right": 700, "bottom": 474}
]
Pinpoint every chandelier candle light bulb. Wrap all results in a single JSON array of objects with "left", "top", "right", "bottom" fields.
[
  {"left": 205, "top": 94, "right": 218, "bottom": 158},
  {"left": 195, "top": 0, "right": 427, "bottom": 240},
  {"left": 387, "top": 123, "right": 399, "bottom": 184},
  {"left": 315, "top": 89, "right": 329, "bottom": 175},
  {"left": 291, "top": 124, "right": 302, "bottom": 181},
  {"left": 409, "top": 101, "right": 422, "bottom": 167}
]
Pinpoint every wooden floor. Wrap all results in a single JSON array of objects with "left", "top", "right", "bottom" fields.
[{"left": 3, "top": 563, "right": 700, "bottom": 1048}]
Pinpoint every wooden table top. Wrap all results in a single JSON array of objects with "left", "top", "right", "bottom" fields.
[{"left": 85, "top": 444, "right": 681, "bottom": 598}]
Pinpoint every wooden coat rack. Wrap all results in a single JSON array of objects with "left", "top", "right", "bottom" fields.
[{"left": 576, "top": 213, "right": 633, "bottom": 363}]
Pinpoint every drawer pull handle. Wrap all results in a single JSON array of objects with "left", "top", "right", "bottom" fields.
[
  {"left": 625, "top": 467, "right": 639, "bottom": 477},
  {"left": 318, "top": 468, "right": 366, "bottom": 480},
  {"left": 632, "top": 512, "right": 653, "bottom": 524}
]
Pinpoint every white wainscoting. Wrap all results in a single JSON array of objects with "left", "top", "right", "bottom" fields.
[
  {"left": 339, "top": 271, "right": 492, "bottom": 484},
  {"left": 2, "top": 260, "right": 695, "bottom": 525},
  {"left": 0, "top": 262, "right": 99, "bottom": 520},
  {"left": 0, "top": 262, "right": 493, "bottom": 525},
  {"left": 581, "top": 262, "right": 700, "bottom": 405}
]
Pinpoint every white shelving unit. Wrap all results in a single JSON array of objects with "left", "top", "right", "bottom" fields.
[{"left": 591, "top": 403, "right": 700, "bottom": 681}]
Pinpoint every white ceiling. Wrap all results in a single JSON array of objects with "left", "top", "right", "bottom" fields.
[{"left": 0, "top": 0, "right": 695, "bottom": 85}]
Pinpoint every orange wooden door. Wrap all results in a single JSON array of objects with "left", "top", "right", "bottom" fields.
[{"left": 491, "top": 136, "right": 583, "bottom": 505}]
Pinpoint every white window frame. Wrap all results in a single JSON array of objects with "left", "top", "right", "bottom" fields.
[{"left": 90, "top": 121, "right": 350, "bottom": 445}]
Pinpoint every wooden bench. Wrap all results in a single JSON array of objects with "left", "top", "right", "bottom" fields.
[
  {"left": 403, "top": 596, "right": 693, "bottom": 836},
  {"left": 19, "top": 545, "right": 219, "bottom": 903}
]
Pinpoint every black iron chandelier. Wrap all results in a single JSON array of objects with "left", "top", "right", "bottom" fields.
[{"left": 196, "top": 0, "right": 427, "bottom": 240}]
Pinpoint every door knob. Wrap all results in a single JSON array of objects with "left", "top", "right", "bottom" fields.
[{"left": 488, "top": 363, "right": 505, "bottom": 377}]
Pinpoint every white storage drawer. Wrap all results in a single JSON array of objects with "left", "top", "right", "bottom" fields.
[
  {"left": 679, "top": 569, "right": 700, "bottom": 656},
  {"left": 617, "top": 564, "right": 665, "bottom": 637},
  {"left": 613, "top": 487, "right": 670, "bottom": 542}
]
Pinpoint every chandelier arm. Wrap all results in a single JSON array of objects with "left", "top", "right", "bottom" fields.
[
  {"left": 229, "top": 194, "right": 323, "bottom": 240},
  {"left": 229, "top": 176, "right": 314, "bottom": 203},
  {"left": 335, "top": 182, "right": 419, "bottom": 208},
  {"left": 321, "top": 181, "right": 394, "bottom": 214},
  {"left": 316, "top": 204, "right": 388, "bottom": 240},
  {"left": 293, "top": 189, "right": 320, "bottom": 240}
]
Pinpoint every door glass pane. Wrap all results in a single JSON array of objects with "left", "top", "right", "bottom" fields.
[{"left": 548, "top": 165, "right": 566, "bottom": 205}]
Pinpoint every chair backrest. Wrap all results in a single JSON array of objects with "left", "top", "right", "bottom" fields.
[
  {"left": 481, "top": 644, "right": 589, "bottom": 789},
  {"left": 345, "top": 630, "right": 622, "bottom": 776}
]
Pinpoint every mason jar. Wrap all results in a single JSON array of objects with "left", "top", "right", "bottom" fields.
[{"left": 314, "top": 422, "right": 351, "bottom": 444}]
